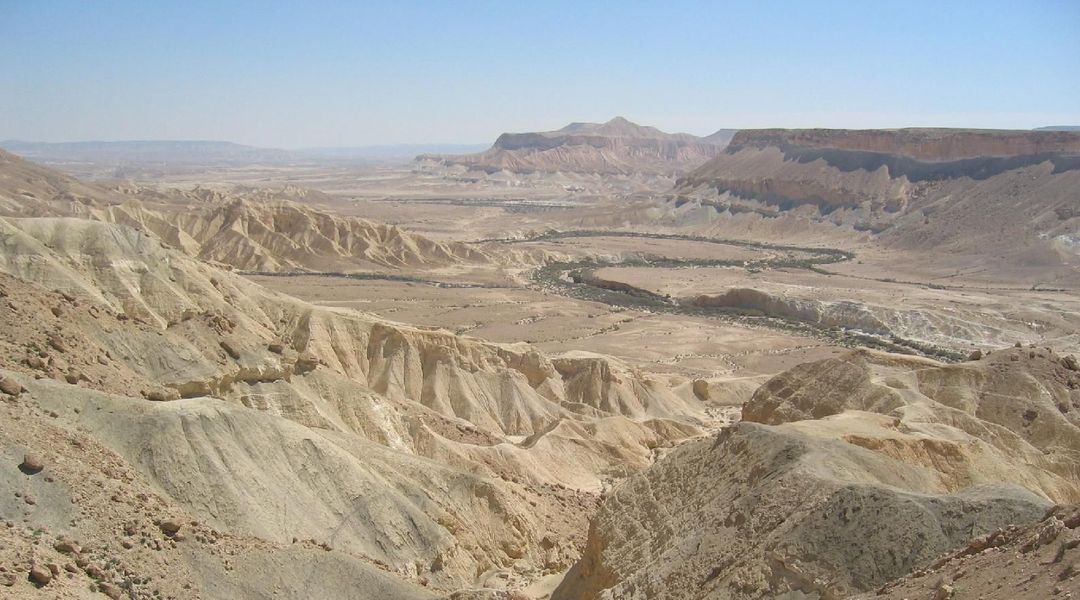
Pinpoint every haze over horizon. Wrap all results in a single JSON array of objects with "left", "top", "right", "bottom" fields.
[
  {"left": 2, "top": 0, "right": 1079, "bottom": 147},
  {"left": 2, "top": 3, "right": 1080, "bottom": 599}
]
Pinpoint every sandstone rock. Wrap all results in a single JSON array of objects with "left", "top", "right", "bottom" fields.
[
  {"left": 968, "top": 349, "right": 983, "bottom": 361},
  {"left": 28, "top": 563, "right": 52, "bottom": 586},
  {"left": 144, "top": 388, "right": 180, "bottom": 402},
  {"left": 47, "top": 333, "right": 66, "bottom": 353},
  {"left": 159, "top": 518, "right": 183, "bottom": 536},
  {"left": 295, "top": 351, "right": 320, "bottom": 373},
  {"left": 54, "top": 539, "right": 81, "bottom": 554},
  {"left": 220, "top": 339, "right": 241, "bottom": 359},
  {"left": 99, "top": 581, "right": 123, "bottom": 599},
  {"left": 692, "top": 379, "right": 710, "bottom": 401},
  {"left": 933, "top": 583, "right": 954, "bottom": 600},
  {"left": 1021, "top": 517, "right": 1064, "bottom": 552},
  {"left": 19, "top": 452, "right": 44, "bottom": 474},
  {"left": 1063, "top": 355, "right": 1079, "bottom": 371},
  {"left": 26, "top": 355, "right": 46, "bottom": 369},
  {"left": 0, "top": 377, "right": 24, "bottom": 396}
]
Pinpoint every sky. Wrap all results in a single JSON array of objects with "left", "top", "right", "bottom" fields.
[{"left": 2, "top": 0, "right": 1079, "bottom": 148}]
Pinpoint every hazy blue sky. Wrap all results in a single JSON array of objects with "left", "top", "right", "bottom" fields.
[{"left": 2, "top": 0, "right": 1078, "bottom": 147}]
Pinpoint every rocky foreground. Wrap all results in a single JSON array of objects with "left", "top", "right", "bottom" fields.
[
  {"left": 555, "top": 348, "right": 1080, "bottom": 599},
  {"left": 0, "top": 154, "right": 709, "bottom": 598}
]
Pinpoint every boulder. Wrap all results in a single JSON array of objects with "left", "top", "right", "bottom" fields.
[
  {"left": 19, "top": 453, "right": 44, "bottom": 475},
  {"left": 159, "top": 518, "right": 183, "bottom": 536},
  {"left": 295, "top": 351, "right": 320, "bottom": 373},
  {"left": 0, "top": 378, "right": 24, "bottom": 396},
  {"left": 220, "top": 340, "right": 241, "bottom": 359},
  {"left": 27, "top": 564, "right": 51, "bottom": 586}
]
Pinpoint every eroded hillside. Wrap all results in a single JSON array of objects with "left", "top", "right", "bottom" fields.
[
  {"left": 2, "top": 139, "right": 1079, "bottom": 600},
  {"left": 0, "top": 149, "right": 497, "bottom": 273},
  {"left": 555, "top": 348, "right": 1080, "bottom": 599},
  {"left": 0, "top": 205, "right": 709, "bottom": 596},
  {"left": 672, "top": 128, "right": 1080, "bottom": 282}
]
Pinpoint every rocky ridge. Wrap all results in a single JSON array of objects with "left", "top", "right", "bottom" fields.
[
  {"left": 554, "top": 347, "right": 1080, "bottom": 599},
  {"left": 0, "top": 149, "right": 495, "bottom": 273},
  {"left": 0, "top": 206, "right": 707, "bottom": 595}
]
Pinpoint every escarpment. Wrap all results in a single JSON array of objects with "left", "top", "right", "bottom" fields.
[
  {"left": 677, "top": 128, "right": 1080, "bottom": 214},
  {"left": 671, "top": 128, "right": 1080, "bottom": 267}
]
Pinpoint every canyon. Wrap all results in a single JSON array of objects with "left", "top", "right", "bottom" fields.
[{"left": 1, "top": 122, "right": 1078, "bottom": 600}]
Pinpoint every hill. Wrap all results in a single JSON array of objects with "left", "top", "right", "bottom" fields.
[
  {"left": 0, "top": 212, "right": 707, "bottom": 596},
  {"left": 423, "top": 117, "right": 734, "bottom": 175},
  {"left": 0, "top": 149, "right": 494, "bottom": 272},
  {"left": 555, "top": 348, "right": 1080, "bottom": 599}
]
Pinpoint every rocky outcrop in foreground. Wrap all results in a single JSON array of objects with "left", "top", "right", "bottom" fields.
[{"left": 555, "top": 348, "right": 1080, "bottom": 599}]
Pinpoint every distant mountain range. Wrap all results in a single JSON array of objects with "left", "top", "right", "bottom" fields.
[
  {"left": 7, "top": 124, "right": 1071, "bottom": 169},
  {"left": 0, "top": 140, "right": 488, "bottom": 165}
]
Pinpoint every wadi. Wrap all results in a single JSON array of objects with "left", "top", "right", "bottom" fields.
[{"left": 0, "top": 115, "right": 1077, "bottom": 600}]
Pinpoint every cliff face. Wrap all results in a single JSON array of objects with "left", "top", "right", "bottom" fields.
[
  {"left": 726, "top": 128, "right": 1080, "bottom": 160},
  {"left": 674, "top": 128, "right": 1080, "bottom": 262},
  {"left": 709, "top": 128, "right": 1080, "bottom": 186},
  {"left": 680, "top": 128, "right": 1080, "bottom": 207},
  {"left": 425, "top": 117, "right": 734, "bottom": 175}
]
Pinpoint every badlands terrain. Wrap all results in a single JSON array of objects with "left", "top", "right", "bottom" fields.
[{"left": 1, "top": 119, "right": 1079, "bottom": 599}]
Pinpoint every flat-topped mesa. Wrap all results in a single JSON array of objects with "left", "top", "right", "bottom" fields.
[
  {"left": 725, "top": 127, "right": 1080, "bottom": 161},
  {"left": 675, "top": 127, "right": 1080, "bottom": 230},
  {"left": 423, "top": 117, "right": 736, "bottom": 175}
]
